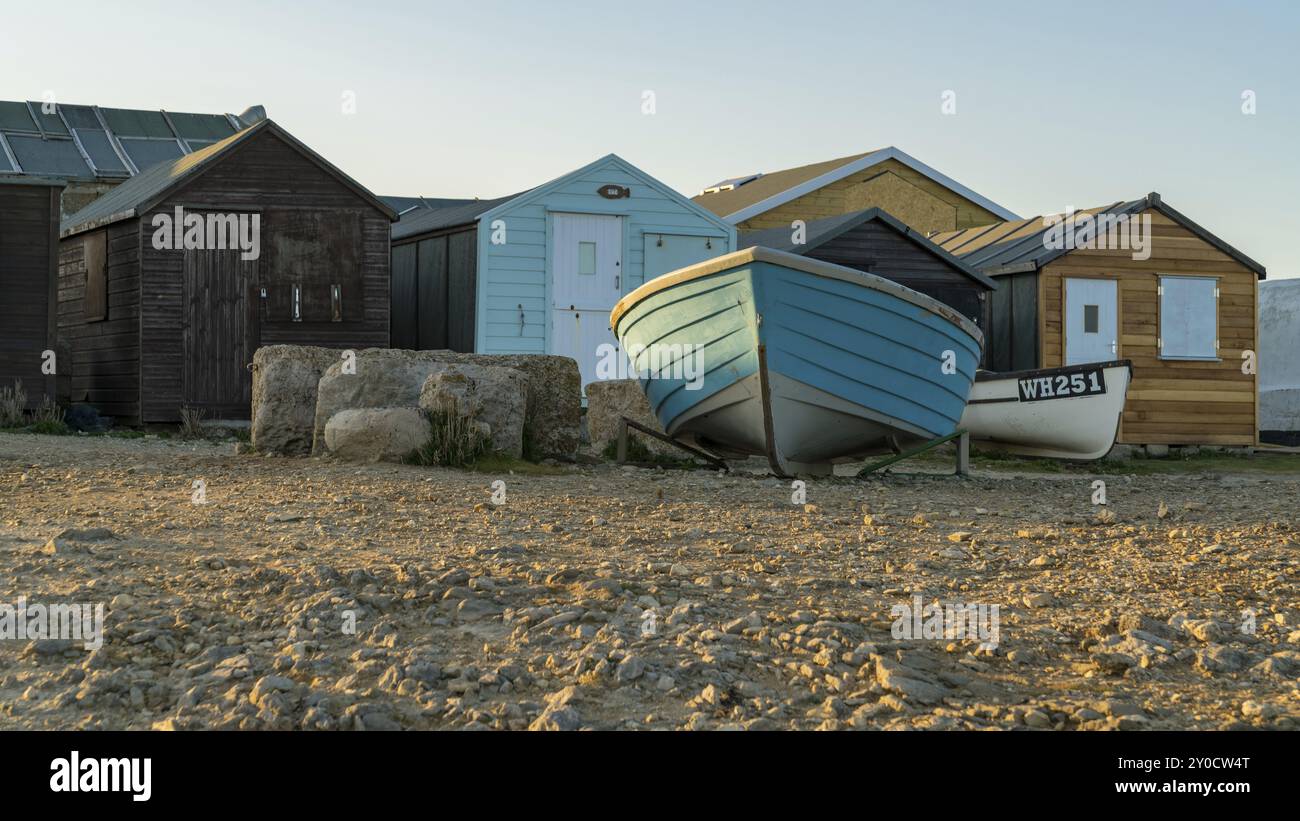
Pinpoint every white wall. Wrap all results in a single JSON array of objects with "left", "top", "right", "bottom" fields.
[{"left": 1259, "top": 278, "right": 1300, "bottom": 432}]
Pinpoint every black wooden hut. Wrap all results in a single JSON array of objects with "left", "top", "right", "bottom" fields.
[
  {"left": 738, "top": 207, "right": 997, "bottom": 341},
  {"left": 0, "top": 176, "right": 64, "bottom": 409},
  {"left": 57, "top": 119, "right": 396, "bottom": 423}
]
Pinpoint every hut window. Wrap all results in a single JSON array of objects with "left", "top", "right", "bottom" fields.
[
  {"left": 83, "top": 231, "right": 108, "bottom": 322},
  {"left": 291, "top": 284, "right": 302, "bottom": 322},
  {"left": 331, "top": 284, "right": 343, "bottom": 322},
  {"left": 1158, "top": 275, "right": 1218, "bottom": 360},
  {"left": 1083, "top": 305, "right": 1099, "bottom": 333},
  {"left": 578, "top": 242, "right": 597, "bottom": 275}
]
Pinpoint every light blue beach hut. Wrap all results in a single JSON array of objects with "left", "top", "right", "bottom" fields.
[{"left": 387, "top": 154, "right": 735, "bottom": 389}]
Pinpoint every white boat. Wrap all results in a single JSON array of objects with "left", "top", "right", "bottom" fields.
[{"left": 958, "top": 360, "right": 1132, "bottom": 460}]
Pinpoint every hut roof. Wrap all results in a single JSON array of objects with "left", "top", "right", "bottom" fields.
[
  {"left": 389, "top": 193, "right": 528, "bottom": 241},
  {"left": 739, "top": 207, "right": 996, "bottom": 290},
  {"left": 692, "top": 147, "right": 1020, "bottom": 224},
  {"left": 930, "top": 193, "right": 1266, "bottom": 279},
  {"left": 60, "top": 119, "right": 396, "bottom": 238}
]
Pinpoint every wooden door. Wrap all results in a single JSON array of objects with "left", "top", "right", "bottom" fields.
[
  {"left": 551, "top": 214, "right": 623, "bottom": 392},
  {"left": 183, "top": 248, "right": 258, "bottom": 416}
]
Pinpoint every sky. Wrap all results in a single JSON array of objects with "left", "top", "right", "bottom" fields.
[{"left": 4, "top": 0, "right": 1297, "bottom": 277}]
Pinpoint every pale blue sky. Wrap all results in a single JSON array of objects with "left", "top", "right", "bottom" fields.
[{"left": 4, "top": 0, "right": 1297, "bottom": 276}]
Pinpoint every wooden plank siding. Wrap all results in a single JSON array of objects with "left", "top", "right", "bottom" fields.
[
  {"left": 986, "top": 271, "right": 1039, "bottom": 372},
  {"left": 475, "top": 156, "right": 733, "bottom": 356},
  {"left": 137, "top": 130, "right": 390, "bottom": 421},
  {"left": 56, "top": 222, "right": 141, "bottom": 421},
  {"left": 800, "top": 218, "right": 991, "bottom": 336},
  {"left": 390, "top": 224, "right": 478, "bottom": 352},
  {"left": 0, "top": 184, "right": 61, "bottom": 409},
  {"left": 59, "top": 126, "right": 391, "bottom": 424},
  {"left": 1038, "top": 209, "right": 1258, "bottom": 446},
  {"left": 736, "top": 159, "right": 1004, "bottom": 234}
]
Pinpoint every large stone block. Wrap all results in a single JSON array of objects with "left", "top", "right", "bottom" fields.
[
  {"left": 323, "top": 407, "right": 428, "bottom": 462},
  {"left": 251, "top": 345, "right": 342, "bottom": 455},
  {"left": 584, "top": 379, "right": 678, "bottom": 459},
  {"left": 312, "top": 349, "right": 579, "bottom": 459},
  {"left": 419, "top": 363, "right": 527, "bottom": 458}
]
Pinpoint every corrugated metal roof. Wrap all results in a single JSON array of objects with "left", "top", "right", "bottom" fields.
[
  {"left": 932, "top": 193, "right": 1266, "bottom": 278},
  {"left": 390, "top": 192, "right": 529, "bottom": 241},
  {"left": 739, "top": 206, "right": 997, "bottom": 290},
  {"left": 61, "top": 119, "right": 397, "bottom": 237},
  {"left": 0, "top": 100, "right": 251, "bottom": 182},
  {"left": 933, "top": 199, "right": 1144, "bottom": 272}
]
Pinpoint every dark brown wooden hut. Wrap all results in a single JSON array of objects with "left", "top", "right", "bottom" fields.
[
  {"left": 57, "top": 119, "right": 396, "bottom": 423},
  {"left": 0, "top": 176, "right": 64, "bottom": 410}
]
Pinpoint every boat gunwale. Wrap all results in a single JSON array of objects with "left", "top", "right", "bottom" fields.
[
  {"left": 610, "top": 246, "right": 985, "bottom": 344},
  {"left": 973, "top": 359, "right": 1132, "bottom": 383}
]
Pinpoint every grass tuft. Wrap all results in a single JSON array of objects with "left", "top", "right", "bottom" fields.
[
  {"left": 405, "top": 409, "right": 492, "bottom": 468},
  {"left": 0, "top": 380, "right": 27, "bottom": 428},
  {"left": 178, "top": 406, "right": 207, "bottom": 440}
]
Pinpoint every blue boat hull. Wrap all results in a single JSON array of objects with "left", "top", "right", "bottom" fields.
[{"left": 610, "top": 248, "right": 983, "bottom": 475}]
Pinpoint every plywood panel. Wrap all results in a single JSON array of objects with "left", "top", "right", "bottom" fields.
[{"left": 1038, "top": 207, "right": 1258, "bottom": 446}]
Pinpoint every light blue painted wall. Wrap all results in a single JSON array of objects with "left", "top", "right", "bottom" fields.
[{"left": 473, "top": 155, "right": 735, "bottom": 355}]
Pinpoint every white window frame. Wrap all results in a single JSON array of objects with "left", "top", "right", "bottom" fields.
[{"left": 1157, "top": 274, "right": 1219, "bottom": 361}]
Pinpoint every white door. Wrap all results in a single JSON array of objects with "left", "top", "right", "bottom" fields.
[
  {"left": 1064, "top": 278, "right": 1118, "bottom": 365},
  {"left": 551, "top": 214, "right": 623, "bottom": 391}
]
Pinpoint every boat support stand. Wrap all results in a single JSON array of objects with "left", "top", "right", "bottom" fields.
[
  {"left": 615, "top": 417, "right": 730, "bottom": 473},
  {"left": 857, "top": 429, "right": 970, "bottom": 478}
]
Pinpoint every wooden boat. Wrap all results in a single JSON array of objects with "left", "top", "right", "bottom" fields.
[
  {"left": 959, "top": 360, "right": 1132, "bottom": 460},
  {"left": 609, "top": 247, "right": 983, "bottom": 476}
]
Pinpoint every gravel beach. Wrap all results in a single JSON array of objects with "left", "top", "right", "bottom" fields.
[{"left": 2, "top": 433, "right": 1297, "bottom": 731}]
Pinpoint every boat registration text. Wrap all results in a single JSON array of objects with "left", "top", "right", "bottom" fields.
[{"left": 1018, "top": 366, "right": 1107, "bottom": 402}]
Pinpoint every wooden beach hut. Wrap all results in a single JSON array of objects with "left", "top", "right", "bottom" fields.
[
  {"left": 0, "top": 176, "right": 64, "bottom": 409},
  {"left": 57, "top": 119, "right": 396, "bottom": 423},
  {"left": 387, "top": 154, "right": 736, "bottom": 389},
  {"left": 931, "top": 193, "right": 1265, "bottom": 449}
]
